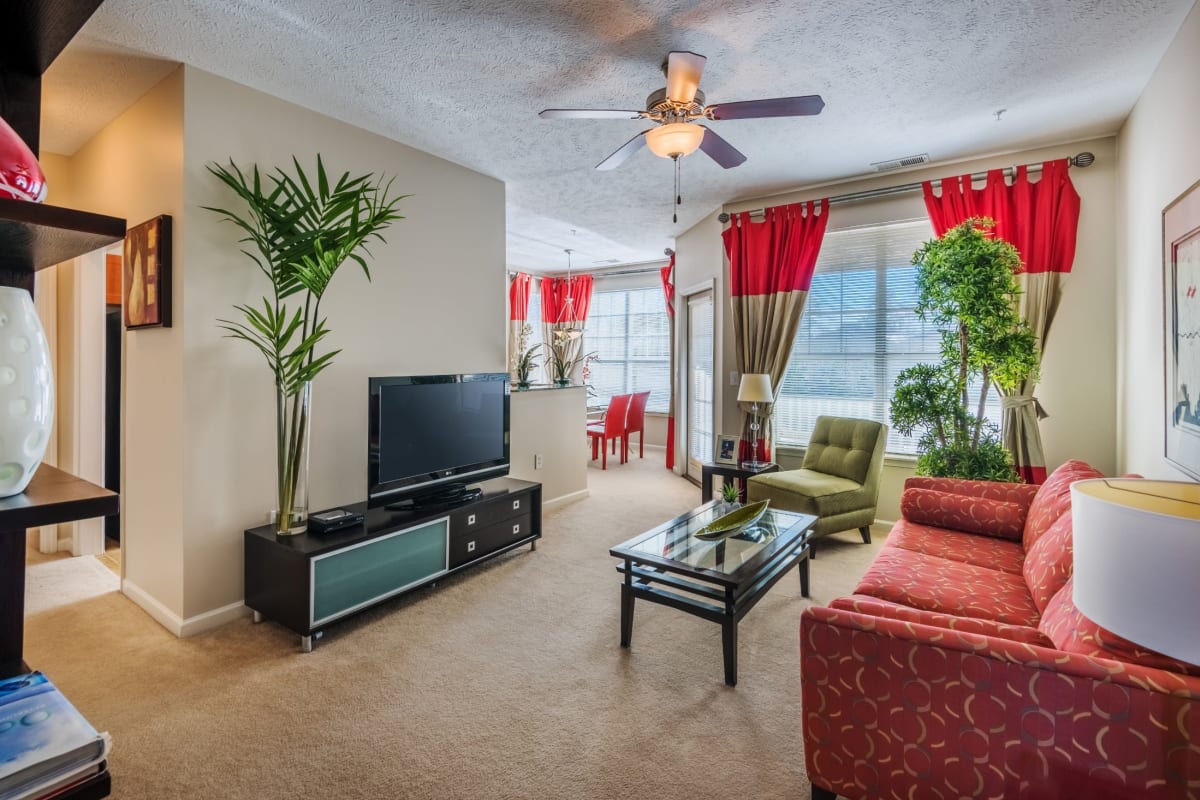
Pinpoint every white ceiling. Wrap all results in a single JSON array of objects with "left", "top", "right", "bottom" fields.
[{"left": 42, "top": 0, "right": 1195, "bottom": 271}]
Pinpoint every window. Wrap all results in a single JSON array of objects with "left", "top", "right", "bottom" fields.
[
  {"left": 773, "top": 219, "right": 1003, "bottom": 455},
  {"left": 584, "top": 287, "right": 671, "bottom": 413}
]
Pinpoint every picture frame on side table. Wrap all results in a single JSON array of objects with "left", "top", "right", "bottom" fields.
[
  {"left": 1163, "top": 178, "right": 1200, "bottom": 479},
  {"left": 715, "top": 434, "right": 740, "bottom": 465},
  {"left": 124, "top": 214, "right": 172, "bottom": 329}
]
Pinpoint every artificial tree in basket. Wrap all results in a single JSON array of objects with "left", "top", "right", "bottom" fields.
[
  {"left": 890, "top": 218, "right": 1039, "bottom": 481},
  {"left": 205, "top": 156, "right": 404, "bottom": 534}
]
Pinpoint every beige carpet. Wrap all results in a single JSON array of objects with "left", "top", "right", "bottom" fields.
[{"left": 24, "top": 452, "right": 885, "bottom": 799}]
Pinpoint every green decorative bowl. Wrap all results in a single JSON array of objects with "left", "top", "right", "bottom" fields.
[{"left": 695, "top": 499, "right": 770, "bottom": 540}]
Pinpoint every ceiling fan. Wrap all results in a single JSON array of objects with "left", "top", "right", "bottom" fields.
[{"left": 539, "top": 51, "right": 825, "bottom": 171}]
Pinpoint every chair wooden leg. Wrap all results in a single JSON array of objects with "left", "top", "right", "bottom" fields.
[{"left": 859, "top": 525, "right": 872, "bottom": 544}]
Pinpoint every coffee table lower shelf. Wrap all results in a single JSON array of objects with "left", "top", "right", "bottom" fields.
[{"left": 614, "top": 537, "right": 810, "bottom": 686}]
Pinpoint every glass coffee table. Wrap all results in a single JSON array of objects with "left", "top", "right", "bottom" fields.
[{"left": 610, "top": 501, "right": 816, "bottom": 686}]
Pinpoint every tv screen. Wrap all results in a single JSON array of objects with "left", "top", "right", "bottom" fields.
[{"left": 368, "top": 373, "right": 509, "bottom": 507}]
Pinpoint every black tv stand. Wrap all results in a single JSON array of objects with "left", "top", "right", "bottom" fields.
[
  {"left": 244, "top": 477, "right": 541, "bottom": 652},
  {"left": 386, "top": 483, "right": 483, "bottom": 510}
]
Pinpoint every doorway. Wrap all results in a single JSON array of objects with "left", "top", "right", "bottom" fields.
[{"left": 684, "top": 289, "right": 714, "bottom": 482}]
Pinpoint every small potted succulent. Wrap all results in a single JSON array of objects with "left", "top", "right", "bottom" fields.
[{"left": 722, "top": 481, "right": 741, "bottom": 506}]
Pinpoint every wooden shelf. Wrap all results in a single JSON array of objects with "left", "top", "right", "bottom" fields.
[
  {"left": 0, "top": 465, "right": 119, "bottom": 679},
  {"left": 0, "top": 464, "right": 119, "bottom": 532},
  {"left": 0, "top": 199, "right": 126, "bottom": 276}
]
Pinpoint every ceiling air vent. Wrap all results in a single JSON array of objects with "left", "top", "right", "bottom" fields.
[{"left": 871, "top": 153, "right": 930, "bottom": 172}]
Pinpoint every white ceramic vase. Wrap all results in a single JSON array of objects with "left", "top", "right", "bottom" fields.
[{"left": 0, "top": 287, "right": 53, "bottom": 497}]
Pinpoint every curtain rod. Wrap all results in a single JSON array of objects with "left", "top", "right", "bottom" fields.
[
  {"left": 717, "top": 151, "right": 1095, "bottom": 223},
  {"left": 507, "top": 263, "right": 666, "bottom": 279}
]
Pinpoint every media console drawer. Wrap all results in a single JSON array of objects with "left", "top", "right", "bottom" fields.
[
  {"left": 449, "top": 511, "right": 532, "bottom": 568},
  {"left": 450, "top": 492, "right": 529, "bottom": 532}
]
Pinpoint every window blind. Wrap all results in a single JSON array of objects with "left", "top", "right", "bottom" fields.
[
  {"left": 775, "top": 219, "right": 1004, "bottom": 455},
  {"left": 584, "top": 288, "right": 671, "bottom": 413}
]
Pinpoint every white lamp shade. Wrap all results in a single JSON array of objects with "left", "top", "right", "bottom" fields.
[
  {"left": 737, "top": 373, "right": 773, "bottom": 404},
  {"left": 1071, "top": 478, "right": 1200, "bottom": 665},
  {"left": 645, "top": 123, "right": 705, "bottom": 159}
]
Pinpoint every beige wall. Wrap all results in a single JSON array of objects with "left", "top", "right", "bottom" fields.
[
  {"left": 1116, "top": 2, "right": 1200, "bottom": 479},
  {"left": 50, "top": 65, "right": 506, "bottom": 630},
  {"left": 180, "top": 68, "right": 506, "bottom": 621},
  {"left": 508, "top": 386, "right": 588, "bottom": 504},
  {"left": 672, "top": 211, "right": 725, "bottom": 473},
  {"left": 675, "top": 137, "right": 1120, "bottom": 520},
  {"left": 59, "top": 67, "right": 187, "bottom": 617}
]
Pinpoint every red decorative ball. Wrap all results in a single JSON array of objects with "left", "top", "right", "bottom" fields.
[{"left": 0, "top": 116, "right": 46, "bottom": 203}]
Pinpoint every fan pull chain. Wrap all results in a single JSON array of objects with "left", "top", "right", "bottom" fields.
[{"left": 673, "top": 155, "right": 681, "bottom": 223}]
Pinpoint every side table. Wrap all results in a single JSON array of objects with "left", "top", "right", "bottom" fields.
[{"left": 700, "top": 461, "right": 781, "bottom": 502}]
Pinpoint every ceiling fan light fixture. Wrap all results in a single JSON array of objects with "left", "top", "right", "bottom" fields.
[{"left": 645, "top": 123, "right": 705, "bottom": 159}]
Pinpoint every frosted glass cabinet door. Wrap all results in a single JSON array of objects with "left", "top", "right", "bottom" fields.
[{"left": 311, "top": 519, "right": 448, "bottom": 625}]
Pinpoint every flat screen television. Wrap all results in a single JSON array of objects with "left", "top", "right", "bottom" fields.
[{"left": 368, "top": 373, "right": 510, "bottom": 509}]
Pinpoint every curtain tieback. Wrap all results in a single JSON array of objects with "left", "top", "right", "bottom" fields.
[{"left": 1001, "top": 394, "right": 1049, "bottom": 420}]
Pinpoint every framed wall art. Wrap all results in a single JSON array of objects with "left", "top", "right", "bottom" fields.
[
  {"left": 1163, "top": 179, "right": 1200, "bottom": 479},
  {"left": 124, "top": 214, "right": 172, "bottom": 328}
]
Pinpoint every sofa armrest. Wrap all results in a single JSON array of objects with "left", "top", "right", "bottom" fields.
[
  {"left": 801, "top": 606, "right": 1200, "bottom": 800},
  {"left": 829, "top": 595, "right": 1052, "bottom": 647}
]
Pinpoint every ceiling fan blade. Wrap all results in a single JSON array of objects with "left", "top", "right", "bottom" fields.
[
  {"left": 539, "top": 109, "right": 647, "bottom": 120},
  {"left": 595, "top": 130, "right": 651, "bottom": 170},
  {"left": 698, "top": 126, "right": 747, "bottom": 169},
  {"left": 665, "top": 51, "right": 706, "bottom": 104},
  {"left": 707, "top": 95, "right": 825, "bottom": 120}
]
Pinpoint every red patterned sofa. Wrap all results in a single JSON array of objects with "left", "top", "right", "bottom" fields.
[{"left": 800, "top": 460, "right": 1200, "bottom": 800}]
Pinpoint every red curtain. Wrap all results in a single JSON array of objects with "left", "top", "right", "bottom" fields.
[
  {"left": 922, "top": 160, "right": 1080, "bottom": 269},
  {"left": 661, "top": 257, "right": 676, "bottom": 470},
  {"left": 921, "top": 160, "right": 1081, "bottom": 483},
  {"left": 541, "top": 274, "right": 593, "bottom": 323},
  {"left": 508, "top": 272, "right": 531, "bottom": 320},
  {"left": 723, "top": 199, "right": 829, "bottom": 463}
]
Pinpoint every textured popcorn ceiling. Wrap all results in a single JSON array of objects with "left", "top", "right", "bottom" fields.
[{"left": 43, "top": 0, "right": 1195, "bottom": 270}]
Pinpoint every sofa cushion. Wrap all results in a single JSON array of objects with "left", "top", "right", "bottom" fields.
[
  {"left": 852, "top": 547, "right": 1041, "bottom": 626},
  {"left": 886, "top": 519, "right": 1025, "bottom": 574},
  {"left": 1022, "top": 511, "right": 1075, "bottom": 613},
  {"left": 1023, "top": 459, "right": 1104, "bottom": 550},
  {"left": 901, "top": 487, "right": 1026, "bottom": 541},
  {"left": 800, "top": 417, "right": 882, "bottom": 485},
  {"left": 1039, "top": 578, "right": 1200, "bottom": 678},
  {"left": 905, "top": 476, "right": 1041, "bottom": 508},
  {"left": 830, "top": 594, "right": 1052, "bottom": 646},
  {"left": 748, "top": 469, "right": 864, "bottom": 517}
]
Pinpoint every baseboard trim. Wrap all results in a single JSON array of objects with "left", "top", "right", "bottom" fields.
[
  {"left": 543, "top": 488, "right": 589, "bottom": 509},
  {"left": 121, "top": 579, "right": 184, "bottom": 636},
  {"left": 122, "top": 579, "right": 250, "bottom": 638}
]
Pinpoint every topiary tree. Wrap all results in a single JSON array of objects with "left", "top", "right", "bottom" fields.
[{"left": 890, "top": 218, "right": 1039, "bottom": 481}]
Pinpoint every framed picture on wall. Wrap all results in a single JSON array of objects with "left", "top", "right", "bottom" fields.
[
  {"left": 1163, "top": 179, "right": 1200, "bottom": 479},
  {"left": 715, "top": 434, "right": 740, "bottom": 465},
  {"left": 123, "top": 214, "right": 172, "bottom": 328}
]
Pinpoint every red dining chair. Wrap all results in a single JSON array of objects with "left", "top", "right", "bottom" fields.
[
  {"left": 624, "top": 391, "right": 651, "bottom": 460},
  {"left": 587, "top": 393, "right": 632, "bottom": 469}
]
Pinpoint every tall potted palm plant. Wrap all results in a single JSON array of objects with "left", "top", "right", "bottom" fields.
[{"left": 205, "top": 156, "right": 404, "bottom": 534}]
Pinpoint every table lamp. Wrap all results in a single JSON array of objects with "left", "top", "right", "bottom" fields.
[
  {"left": 737, "top": 373, "right": 773, "bottom": 469},
  {"left": 1071, "top": 478, "right": 1200, "bottom": 665}
]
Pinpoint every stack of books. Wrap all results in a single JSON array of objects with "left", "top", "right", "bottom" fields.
[{"left": 0, "top": 673, "right": 109, "bottom": 800}]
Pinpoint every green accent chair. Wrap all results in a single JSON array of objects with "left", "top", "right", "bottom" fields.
[{"left": 747, "top": 416, "right": 887, "bottom": 546}]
